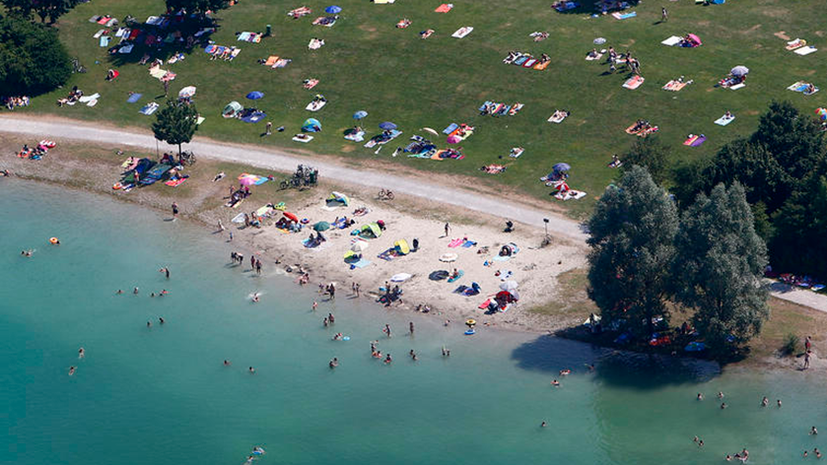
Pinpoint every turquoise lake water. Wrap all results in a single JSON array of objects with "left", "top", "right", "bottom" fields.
[{"left": 1, "top": 179, "right": 825, "bottom": 465}]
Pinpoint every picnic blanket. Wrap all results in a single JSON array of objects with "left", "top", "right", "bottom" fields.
[
  {"left": 435, "top": 3, "right": 453, "bottom": 12},
  {"left": 139, "top": 102, "right": 159, "bottom": 115},
  {"left": 452, "top": 26, "right": 473, "bottom": 39},
  {"left": 661, "top": 36, "right": 682, "bottom": 46},
  {"left": 585, "top": 51, "right": 603, "bottom": 61},
  {"left": 622, "top": 75, "right": 645, "bottom": 90},
  {"left": 683, "top": 135, "right": 706, "bottom": 147},
  {"left": 714, "top": 115, "right": 735, "bottom": 126},
  {"left": 662, "top": 80, "right": 690, "bottom": 92}
]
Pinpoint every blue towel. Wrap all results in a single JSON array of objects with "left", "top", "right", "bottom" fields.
[
  {"left": 126, "top": 93, "right": 143, "bottom": 103},
  {"left": 443, "top": 123, "right": 459, "bottom": 134},
  {"left": 350, "top": 259, "right": 371, "bottom": 268},
  {"left": 100, "top": 36, "right": 111, "bottom": 47}
]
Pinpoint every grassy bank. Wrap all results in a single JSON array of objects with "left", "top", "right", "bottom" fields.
[{"left": 10, "top": 0, "right": 826, "bottom": 218}]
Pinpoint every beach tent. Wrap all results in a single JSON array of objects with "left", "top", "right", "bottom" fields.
[
  {"left": 327, "top": 191, "right": 350, "bottom": 206},
  {"left": 302, "top": 118, "right": 322, "bottom": 132},
  {"left": 351, "top": 240, "right": 369, "bottom": 253},
  {"left": 314, "top": 221, "right": 331, "bottom": 231},
  {"left": 359, "top": 222, "right": 382, "bottom": 239},
  {"left": 223, "top": 101, "right": 243, "bottom": 118},
  {"left": 394, "top": 239, "right": 410, "bottom": 255}
]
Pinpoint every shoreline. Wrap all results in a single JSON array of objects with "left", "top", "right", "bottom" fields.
[{"left": 1, "top": 134, "right": 589, "bottom": 335}]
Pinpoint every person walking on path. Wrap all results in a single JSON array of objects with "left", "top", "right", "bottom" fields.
[
  {"left": 265, "top": 121, "right": 272, "bottom": 136},
  {"left": 171, "top": 202, "right": 179, "bottom": 221},
  {"left": 661, "top": 7, "right": 668, "bottom": 22}
]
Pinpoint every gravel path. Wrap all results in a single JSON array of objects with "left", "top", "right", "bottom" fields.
[{"left": 5, "top": 115, "right": 826, "bottom": 312}]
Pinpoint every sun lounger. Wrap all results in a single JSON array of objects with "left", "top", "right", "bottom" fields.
[
  {"left": 794, "top": 46, "right": 817, "bottom": 56},
  {"left": 714, "top": 115, "right": 735, "bottom": 126},
  {"left": 288, "top": 6, "right": 312, "bottom": 18},
  {"left": 451, "top": 26, "right": 473, "bottom": 39},
  {"left": 661, "top": 36, "right": 682, "bottom": 46},
  {"left": 622, "top": 75, "right": 645, "bottom": 90}
]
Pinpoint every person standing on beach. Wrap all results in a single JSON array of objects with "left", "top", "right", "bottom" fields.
[
  {"left": 661, "top": 7, "right": 667, "bottom": 22},
  {"left": 255, "top": 260, "right": 262, "bottom": 275},
  {"left": 804, "top": 350, "right": 811, "bottom": 369},
  {"left": 171, "top": 202, "right": 179, "bottom": 221},
  {"left": 265, "top": 121, "right": 273, "bottom": 136},
  {"left": 444, "top": 222, "right": 451, "bottom": 237}
]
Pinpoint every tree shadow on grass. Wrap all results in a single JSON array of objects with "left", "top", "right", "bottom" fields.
[
  {"left": 552, "top": 0, "right": 641, "bottom": 16},
  {"left": 107, "top": 15, "right": 223, "bottom": 67},
  {"left": 511, "top": 332, "right": 723, "bottom": 390}
]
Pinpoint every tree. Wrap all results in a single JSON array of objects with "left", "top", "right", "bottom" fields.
[
  {"left": 751, "top": 101, "right": 825, "bottom": 183},
  {"left": 0, "top": 16, "right": 71, "bottom": 96},
  {"left": 165, "top": 0, "right": 228, "bottom": 14},
  {"left": 771, "top": 172, "right": 827, "bottom": 279},
  {"left": 586, "top": 165, "right": 679, "bottom": 338},
  {"left": 621, "top": 136, "right": 671, "bottom": 185},
  {"left": 152, "top": 100, "right": 199, "bottom": 155},
  {"left": 673, "top": 183, "right": 769, "bottom": 352},
  {"left": 1, "top": 0, "right": 34, "bottom": 19},
  {"left": 1, "top": 0, "right": 79, "bottom": 23}
]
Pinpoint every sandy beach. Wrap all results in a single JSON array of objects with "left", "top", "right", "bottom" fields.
[{"left": 1, "top": 133, "right": 588, "bottom": 333}]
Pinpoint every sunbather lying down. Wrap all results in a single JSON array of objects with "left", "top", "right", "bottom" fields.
[
  {"left": 719, "top": 74, "right": 745, "bottom": 88},
  {"left": 420, "top": 29, "right": 434, "bottom": 39},
  {"left": 396, "top": 18, "right": 411, "bottom": 28},
  {"left": 626, "top": 119, "right": 658, "bottom": 136},
  {"left": 530, "top": 31, "right": 549, "bottom": 42},
  {"left": 608, "top": 154, "right": 622, "bottom": 168},
  {"left": 480, "top": 164, "right": 507, "bottom": 174},
  {"left": 303, "top": 78, "right": 319, "bottom": 89}
]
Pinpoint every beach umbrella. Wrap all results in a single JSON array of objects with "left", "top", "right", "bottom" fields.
[
  {"left": 178, "top": 86, "right": 197, "bottom": 98},
  {"left": 816, "top": 108, "right": 827, "bottom": 120},
  {"left": 325, "top": 5, "right": 342, "bottom": 13},
  {"left": 730, "top": 66, "right": 749, "bottom": 77},
  {"left": 379, "top": 121, "right": 397, "bottom": 130},
  {"left": 422, "top": 127, "right": 439, "bottom": 136},
  {"left": 446, "top": 135, "right": 461, "bottom": 144},
  {"left": 552, "top": 162, "right": 571, "bottom": 172},
  {"left": 351, "top": 241, "right": 369, "bottom": 253},
  {"left": 390, "top": 273, "right": 412, "bottom": 282},
  {"left": 314, "top": 221, "right": 330, "bottom": 231},
  {"left": 353, "top": 110, "right": 368, "bottom": 120},
  {"left": 283, "top": 211, "right": 299, "bottom": 223},
  {"left": 246, "top": 91, "right": 264, "bottom": 100},
  {"left": 687, "top": 33, "right": 701, "bottom": 45},
  {"left": 238, "top": 176, "right": 257, "bottom": 186},
  {"left": 499, "top": 280, "right": 519, "bottom": 292},
  {"left": 593, "top": 37, "right": 606, "bottom": 45}
]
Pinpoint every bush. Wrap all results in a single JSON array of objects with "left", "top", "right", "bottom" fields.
[
  {"left": 0, "top": 16, "right": 71, "bottom": 96},
  {"left": 781, "top": 333, "right": 799, "bottom": 356}
]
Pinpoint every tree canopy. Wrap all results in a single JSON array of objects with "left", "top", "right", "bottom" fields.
[
  {"left": 1, "top": 0, "right": 80, "bottom": 24},
  {"left": 0, "top": 16, "right": 71, "bottom": 95},
  {"left": 621, "top": 136, "right": 671, "bottom": 185},
  {"left": 151, "top": 100, "right": 199, "bottom": 154},
  {"left": 587, "top": 165, "right": 679, "bottom": 338},
  {"left": 673, "top": 183, "right": 769, "bottom": 351}
]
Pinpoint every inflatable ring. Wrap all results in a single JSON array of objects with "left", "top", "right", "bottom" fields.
[
  {"left": 466, "top": 319, "right": 476, "bottom": 326},
  {"left": 113, "top": 182, "right": 123, "bottom": 190},
  {"left": 300, "top": 218, "right": 310, "bottom": 224},
  {"left": 49, "top": 237, "right": 59, "bottom": 245}
]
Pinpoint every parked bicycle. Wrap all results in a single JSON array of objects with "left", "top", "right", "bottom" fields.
[
  {"left": 378, "top": 188, "right": 395, "bottom": 201},
  {"left": 280, "top": 164, "right": 319, "bottom": 190},
  {"left": 179, "top": 150, "right": 196, "bottom": 166}
]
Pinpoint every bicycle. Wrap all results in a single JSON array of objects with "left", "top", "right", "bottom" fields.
[
  {"left": 179, "top": 151, "right": 196, "bottom": 166},
  {"left": 378, "top": 189, "right": 395, "bottom": 201}
]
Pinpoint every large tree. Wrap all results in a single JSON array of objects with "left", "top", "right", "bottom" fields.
[
  {"left": 673, "top": 183, "right": 769, "bottom": 351},
  {"left": 771, "top": 172, "right": 827, "bottom": 279},
  {"left": 0, "top": 16, "right": 71, "bottom": 95},
  {"left": 1, "top": 0, "right": 79, "bottom": 23},
  {"left": 152, "top": 100, "right": 199, "bottom": 155},
  {"left": 586, "top": 165, "right": 679, "bottom": 338},
  {"left": 751, "top": 100, "right": 825, "bottom": 184},
  {"left": 621, "top": 136, "right": 671, "bottom": 185}
]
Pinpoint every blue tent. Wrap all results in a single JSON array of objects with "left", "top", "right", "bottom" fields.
[
  {"left": 325, "top": 5, "right": 342, "bottom": 13},
  {"left": 246, "top": 91, "right": 264, "bottom": 100},
  {"left": 302, "top": 118, "right": 322, "bottom": 132}
]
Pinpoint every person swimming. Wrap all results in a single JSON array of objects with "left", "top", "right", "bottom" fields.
[
  {"left": 249, "top": 367, "right": 256, "bottom": 374},
  {"left": 252, "top": 293, "right": 260, "bottom": 303},
  {"left": 159, "top": 317, "right": 165, "bottom": 324},
  {"left": 721, "top": 402, "right": 727, "bottom": 409},
  {"left": 559, "top": 369, "right": 571, "bottom": 376},
  {"left": 541, "top": 421, "right": 547, "bottom": 427},
  {"left": 68, "top": 366, "right": 76, "bottom": 376},
  {"left": 329, "top": 357, "right": 338, "bottom": 368},
  {"left": 147, "top": 320, "right": 152, "bottom": 328},
  {"left": 551, "top": 380, "right": 560, "bottom": 387},
  {"left": 717, "top": 391, "right": 724, "bottom": 399},
  {"left": 78, "top": 347, "right": 85, "bottom": 359},
  {"left": 116, "top": 289, "right": 123, "bottom": 294},
  {"left": 224, "top": 360, "right": 231, "bottom": 366},
  {"left": 697, "top": 393, "right": 704, "bottom": 401},
  {"left": 812, "top": 426, "right": 819, "bottom": 435},
  {"left": 384, "top": 353, "right": 392, "bottom": 364},
  {"left": 761, "top": 396, "right": 768, "bottom": 407},
  {"left": 133, "top": 287, "right": 139, "bottom": 294},
  {"left": 252, "top": 446, "right": 265, "bottom": 455}
]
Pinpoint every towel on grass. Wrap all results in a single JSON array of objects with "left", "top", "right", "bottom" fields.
[
  {"left": 714, "top": 115, "right": 735, "bottom": 126},
  {"left": 661, "top": 36, "right": 682, "bottom": 46},
  {"left": 794, "top": 46, "right": 817, "bottom": 56},
  {"left": 139, "top": 102, "right": 159, "bottom": 115},
  {"left": 611, "top": 11, "right": 636, "bottom": 20},
  {"left": 126, "top": 93, "right": 143, "bottom": 103},
  {"left": 683, "top": 135, "right": 706, "bottom": 147},
  {"left": 452, "top": 26, "right": 473, "bottom": 39},
  {"left": 728, "top": 83, "right": 745, "bottom": 90},
  {"left": 99, "top": 36, "right": 111, "bottom": 47},
  {"left": 93, "top": 29, "right": 105, "bottom": 38},
  {"left": 435, "top": 3, "right": 453, "bottom": 13},
  {"left": 623, "top": 75, "right": 645, "bottom": 90},
  {"left": 78, "top": 93, "right": 100, "bottom": 103}
]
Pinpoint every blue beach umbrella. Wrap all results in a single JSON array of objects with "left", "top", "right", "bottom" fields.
[
  {"left": 379, "top": 121, "right": 397, "bottom": 130},
  {"left": 552, "top": 162, "right": 571, "bottom": 172},
  {"left": 246, "top": 91, "right": 264, "bottom": 100},
  {"left": 325, "top": 5, "right": 342, "bottom": 14},
  {"left": 353, "top": 110, "right": 368, "bottom": 120}
]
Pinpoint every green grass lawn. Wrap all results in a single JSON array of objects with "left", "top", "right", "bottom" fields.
[{"left": 15, "top": 0, "right": 827, "bottom": 218}]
